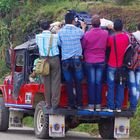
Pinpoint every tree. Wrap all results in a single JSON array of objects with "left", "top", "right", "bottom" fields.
[{"left": 114, "top": 0, "right": 135, "bottom": 4}]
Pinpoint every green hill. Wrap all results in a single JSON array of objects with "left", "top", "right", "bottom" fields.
[
  {"left": 1, "top": 0, "right": 140, "bottom": 77},
  {"left": 0, "top": 0, "right": 140, "bottom": 138}
]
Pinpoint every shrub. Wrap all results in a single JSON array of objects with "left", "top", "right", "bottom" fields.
[{"left": 114, "top": 0, "right": 136, "bottom": 4}]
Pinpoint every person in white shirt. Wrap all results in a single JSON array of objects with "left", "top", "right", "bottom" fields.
[
  {"left": 36, "top": 20, "right": 61, "bottom": 110},
  {"left": 128, "top": 23, "right": 140, "bottom": 112},
  {"left": 133, "top": 23, "right": 140, "bottom": 41}
]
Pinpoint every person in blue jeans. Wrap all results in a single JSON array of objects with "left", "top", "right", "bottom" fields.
[
  {"left": 107, "top": 67, "right": 125, "bottom": 112},
  {"left": 58, "top": 12, "right": 86, "bottom": 109},
  {"left": 85, "top": 62, "right": 105, "bottom": 111},
  {"left": 128, "top": 23, "right": 140, "bottom": 112},
  {"left": 82, "top": 15, "right": 108, "bottom": 111},
  {"left": 128, "top": 68, "right": 140, "bottom": 112},
  {"left": 106, "top": 19, "right": 129, "bottom": 112},
  {"left": 62, "top": 58, "right": 84, "bottom": 109}
]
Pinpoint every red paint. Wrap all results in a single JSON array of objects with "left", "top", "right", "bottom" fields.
[{"left": 0, "top": 75, "right": 128, "bottom": 109}]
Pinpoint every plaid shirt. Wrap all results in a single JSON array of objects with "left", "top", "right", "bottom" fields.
[
  {"left": 58, "top": 24, "right": 84, "bottom": 60},
  {"left": 36, "top": 30, "right": 59, "bottom": 57}
]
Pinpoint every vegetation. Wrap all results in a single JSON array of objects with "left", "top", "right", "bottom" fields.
[
  {"left": 114, "top": 0, "right": 135, "bottom": 4},
  {"left": 0, "top": 0, "right": 140, "bottom": 78},
  {"left": 23, "top": 102, "right": 140, "bottom": 138},
  {"left": 74, "top": 102, "right": 140, "bottom": 138},
  {"left": 23, "top": 116, "right": 34, "bottom": 127},
  {"left": 1, "top": 0, "right": 140, "bottom": 138}
]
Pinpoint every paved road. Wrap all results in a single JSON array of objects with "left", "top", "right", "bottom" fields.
[
  {"left": 0, "top": 127, "right": 137, "bottom": 140},
  {"left": 0, "top": 127, "right": 101, "bottom": 140}
]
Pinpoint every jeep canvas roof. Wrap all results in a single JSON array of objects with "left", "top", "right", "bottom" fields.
[{"left": 14, "top": 39, "right": 36, "bottom": 50}]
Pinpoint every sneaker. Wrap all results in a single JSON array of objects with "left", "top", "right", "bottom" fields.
[
  {"left": 67, "top": 106, "right": 77, "bottom": 110},
  {"left": 116, "top": 108, "right": 121, "bottom": 112},
  {"left": 106, "top": 108, "right": 114, "bottom": 112},
  {"left": 84, "top": 105, "right": 94, "bottom": 111},
  {"left": 128, "top": 107, "right": 136, "bottom": 113},
  {"left": 96, "top": 108, "right": 101, "bottom": 111},
  {"left": 77, "top": 106, "right": 83, "bottom": 110},
  {"left": 102, "top": 107, "right": 108, "bottom": 111},
  {"left": 95, "top": 104, "right": 101, "bottom": 111}
]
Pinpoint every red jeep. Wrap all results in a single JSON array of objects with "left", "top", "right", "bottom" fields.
[{"left": 0, "top": 39, "right": 134, "bottom": 139}]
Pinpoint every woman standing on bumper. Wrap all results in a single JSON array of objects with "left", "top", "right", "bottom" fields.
[{"left": 82, "top": 15, "right": 108, "bottom": 111}]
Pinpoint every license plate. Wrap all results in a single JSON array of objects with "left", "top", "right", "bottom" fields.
[
  {"left": 49, "top": 115, "right": 65, "bottom": 137},
  {"left": 114, "top": 117, "right": 130, "bottom": 138}
]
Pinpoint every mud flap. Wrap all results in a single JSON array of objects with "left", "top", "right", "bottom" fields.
[
  {"left": 49, "top": 115, "right": 65, "bottom": 137},
  {"left": 114, "top": 117, "right": 130, "bottom": 138},
  {"left": 9, "top": 110, "right": 23, "bottom": 127}
]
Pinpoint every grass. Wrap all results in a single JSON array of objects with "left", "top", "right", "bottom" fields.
[
  {"left": 23, "top": 105, "right": 140, "bottom": 138},
  {"left": 1, "top": 0, "right": 140, "bottom": 138},
  {"left": 73, "top": 123, "right": 99, "bottom": 136},
  {"left": 23, "top": 116, "right": 34, "bottom": 128},
  {"left": 74, "top": 102, "right": 140, "bottom": 138},
  {"left": 1, "top": 0, "right": 140, "bottom": 48},
  {"left": 129, "top": 102, "right": 140, "bottom": 138}
]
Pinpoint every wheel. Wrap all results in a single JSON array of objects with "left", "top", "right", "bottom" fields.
[
  {"left": 34, "top": 101, "right": 50, "bottom": 139},
  {"left": 65, "top": 116, "right": 79, "bottom": 132},
  {"left": 98, "top": 118, "right": 115, "bottom": 139},
  {"left": 0, "top": 97, "right": 9, "bottom": 131}
]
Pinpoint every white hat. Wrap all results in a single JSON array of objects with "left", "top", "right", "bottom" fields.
[{"left": 100, "top": 18, "right": 113, "bottom": 27}]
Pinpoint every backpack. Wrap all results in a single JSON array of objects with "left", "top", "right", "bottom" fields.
[{"left": 123, "top": 34, "right": 140, "bottom": 70}]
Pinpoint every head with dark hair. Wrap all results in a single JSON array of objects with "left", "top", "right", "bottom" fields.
[
  {"left": 114, "top": 19, "right": 123, "bottom": 32},
  {"left": 91, "top": 15, "right": 100, "bottom": 28},
  {"left": 138, "top": 23, "right": 140, "bottom": 31},
  {"left": 39, "top": 20, "right": 50, "bottom": 30},
  {"left": 65, "top": 12, "right": 75, "bottom": 24}
]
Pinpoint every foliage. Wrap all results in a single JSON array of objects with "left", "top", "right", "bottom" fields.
[
  {"left": 0, "top": 21, "right": 10, "bottom": 47},
  {"left": 0, "top": 0, "right": 18, "bottom": 16},
  {"left": 74, "top": 105, "right": 140, "bottom": 138},
  {"left": 0, "top": 60, "right": 10, "bottom": 82},
  {"left": 0, "top": 0, "right": 140, "bottom": 138},
  {"left": 114, "top": 0, "right": 136, "bottom": 5},
  {"left": 23, "top": 105, "right": 140, "bottom": 138},
  {"left": 23, "top": 116, "right": 34, "bottom": 127},
  {"left": 130, "top": 101, "right": 140, "bottom": 138}
]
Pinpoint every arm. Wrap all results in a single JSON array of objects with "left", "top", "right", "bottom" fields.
[
  {"left": 107, "top": 36, "right": 111, "bottom": 48},
  {"left": 57, "top": 32, "right": 62, "bottom": 47},
  {"left": 80, "top": 21, "right": 87, "bottom": 32},
  {"left": 81, "top": 34, "right": 87, "bottom": 49}
]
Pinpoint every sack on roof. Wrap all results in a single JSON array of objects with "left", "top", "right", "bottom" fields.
[{"left": 123, "top": 34, "right": 140, "bottom": 70}]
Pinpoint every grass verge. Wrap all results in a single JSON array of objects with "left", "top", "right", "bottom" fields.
[{"left": 23, "top": 106, "right": 140, "bottom": 139}]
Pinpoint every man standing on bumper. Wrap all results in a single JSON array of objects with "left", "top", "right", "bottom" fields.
[
  {"left": 36, "top": 20, "right": 61, "bottom": 109},
  {"left": 58, "top": 12, "right": 86, "bottom": 109}
]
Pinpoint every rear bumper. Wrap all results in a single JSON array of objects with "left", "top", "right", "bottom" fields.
[{"left": 44, "top": 107, "right": 134, "bottom": 118}]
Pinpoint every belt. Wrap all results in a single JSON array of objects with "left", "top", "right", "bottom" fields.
[
  {"left": 41, "top": 55, "right": 59, "bottom": 59},
  {"left": 71, "top": 56, "right": 82, "bottom": 59}
]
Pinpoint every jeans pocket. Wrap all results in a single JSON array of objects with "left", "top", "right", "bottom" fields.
[
  {"left": 74, "top": 60, "right": 82, "bottom": 70},
  {"left": 98, "top": 62, "right": 105, "bottom": 69},
  {"left": 62, "top": 61, "right": 69, "bottom": 70}
]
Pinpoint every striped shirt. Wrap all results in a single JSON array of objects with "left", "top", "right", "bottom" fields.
[
  {"left": 36, "top": 30, "right": 59, "bottom": 57},
  {"left": 58, "top": 24, "right": 84, "bottom": 60}
]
